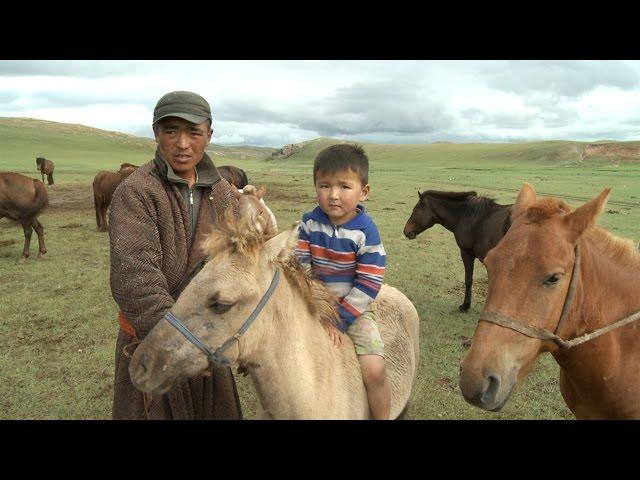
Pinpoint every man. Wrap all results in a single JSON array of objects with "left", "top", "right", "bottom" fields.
[{"left": 109, "top": 91, "right": 243, "bottom": 419}]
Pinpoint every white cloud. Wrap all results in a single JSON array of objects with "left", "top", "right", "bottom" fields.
[{"left": 1, "top": 60, "right": 640, "bottom": 145}]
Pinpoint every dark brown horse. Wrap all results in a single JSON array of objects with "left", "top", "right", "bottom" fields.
[
  {"left": 459, "top": 183, "right": 640, "bottom": 418},
  {"left": 217, "top": 165, "right": 248, "bottom": 189},
  {"left": 0, "top": 172, "right": 49, "bottom": 262},
  {"left": 36, "top": 157, "right": 55, "bottom": 185},
  {"left": 92, "top": 166, "right": 137, "bottom": 231},
  {"left": 403, "top": 190, "right": 512, "bottom": 311}
]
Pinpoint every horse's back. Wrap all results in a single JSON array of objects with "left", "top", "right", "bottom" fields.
[{"left": 375, "top": 284, "right": 420, "bottom": 418}]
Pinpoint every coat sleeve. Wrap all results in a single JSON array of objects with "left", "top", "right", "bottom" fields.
[{"left": 108, "top": 182, "right": 174, "bottom": 339}]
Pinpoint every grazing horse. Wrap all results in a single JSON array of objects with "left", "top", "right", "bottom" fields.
[
  {"left": 0, "top": 172, "right": 49, "bottom": 263},
  {"left": 403, "top": 190, "right": 512, "bottom": 311},
  {"left": 218, "top": 165, "right": 249, "bottom": 189},
  {"left": 459, "top": 183, "right": 640, "bottom": 419},
  {"left": 35, "top": 157, "right": 55, "bottom": 185},
  {"left": 128, "top": 217, "right": 420, "bottom": 419},
  {"left": 92, "top": 166, "right": 137, "bottom": 231}
]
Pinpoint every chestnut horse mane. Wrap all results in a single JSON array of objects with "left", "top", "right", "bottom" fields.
[
  {"left": 201, "top": 210, "right": 339, "bottom": 327},
  {"left": 524, "top": 197, "right": 640, "bottom": 269}
]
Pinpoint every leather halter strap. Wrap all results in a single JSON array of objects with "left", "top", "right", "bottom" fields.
[
  {"left": 479, "top": 244, "right": 640, "bottom": 349},
  {"left": 163, "top": 268, "right": 281, "bottom": 366}
]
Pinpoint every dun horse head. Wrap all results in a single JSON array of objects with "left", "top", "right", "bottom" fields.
[{"left": 129, "top": 212, "right": 298, "bottom": 396}]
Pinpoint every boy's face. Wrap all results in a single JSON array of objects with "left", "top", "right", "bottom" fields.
[{"left": 314, "top": 169, "right": 370, "bottom": 225}]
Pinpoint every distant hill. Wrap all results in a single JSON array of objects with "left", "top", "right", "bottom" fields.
[
  {"left": 0, "top": 117, "right": 277, "bottom": 171},
  {"left": 2, "top": 118, "right": 639, "bottom": 173},
  {"left": 268, "top": 137, "right": 640, "bottom": 167}
]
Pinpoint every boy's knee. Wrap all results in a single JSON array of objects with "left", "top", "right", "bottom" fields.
[{"left": 361, "top": 356, "right": 387, "bottom": 386}]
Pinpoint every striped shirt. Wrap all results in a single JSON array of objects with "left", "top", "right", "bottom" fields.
[{"left": 295, "top": 205, "right": 386, "bottom": 331}]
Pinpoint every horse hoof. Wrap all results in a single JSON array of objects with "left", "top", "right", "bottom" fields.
[
  {"left": 37, "top": 253, "right": 46, "bottom": 260},
  {"left": 459, "top": 304, "right": 470, "bottom": 312},
  {"left": 16, "top": 257, "right": 27, "bottom": 264}
]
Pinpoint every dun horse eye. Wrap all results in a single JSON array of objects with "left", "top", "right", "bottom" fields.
[{"left": 208, "top": 300, "right": 233, "bottom": 314}]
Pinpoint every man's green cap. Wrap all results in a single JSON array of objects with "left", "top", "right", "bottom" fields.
[{"left": 153, "top": 91, "right": 212, "bottom": 125}]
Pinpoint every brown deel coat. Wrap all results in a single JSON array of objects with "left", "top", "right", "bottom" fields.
[{"left": 109, "top": 154, "right": 242, "bottom": 419}]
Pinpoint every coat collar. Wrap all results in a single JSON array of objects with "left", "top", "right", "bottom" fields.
[
  {"left": 153, "top": 148, "right": 221, "bottom": 187},
  {"left": 308, "top": 204, "right": 369, "bottom": 229}
]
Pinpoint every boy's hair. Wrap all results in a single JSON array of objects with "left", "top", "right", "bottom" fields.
[{"left": 313, "top": 144, "right": 369, "bottom": 186}]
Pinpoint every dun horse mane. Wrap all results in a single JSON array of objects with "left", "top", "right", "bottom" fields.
[
  {"left": 202, "top": 210, "right": 339, "bottom": 327},
  {"left": 526, "top": 198, "right": 640, "bottom": 268}
]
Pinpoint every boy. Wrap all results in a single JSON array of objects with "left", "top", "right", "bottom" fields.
[{"left": 295, "top": 144, "right": 390, "bottom": 419}]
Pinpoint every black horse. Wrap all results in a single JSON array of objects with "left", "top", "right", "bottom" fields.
[{"left": 403, "top": 190, "right": 512, "bottom": 312}]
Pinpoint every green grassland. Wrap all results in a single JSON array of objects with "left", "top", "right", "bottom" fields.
[{"left": 1, "top": 119, "right": 639, "bottom": 419}]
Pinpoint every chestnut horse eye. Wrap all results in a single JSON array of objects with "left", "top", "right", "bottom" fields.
[{"left": 544, "top": 274, "right": 562, "bottom": 286}]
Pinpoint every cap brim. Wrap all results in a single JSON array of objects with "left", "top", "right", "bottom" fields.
[{"left": 153, "top": 112, "right": 209, "bottom": 125}]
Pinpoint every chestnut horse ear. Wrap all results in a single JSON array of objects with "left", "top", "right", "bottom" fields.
[
  {"left": 511, "top": 182, "right": 537, "bottom": 221},
  {"left": 264, "top": 222, "right": 300, "bottom": 263},
  {"left": 564, "top": 187, "right": 611, "bottom": 243}
]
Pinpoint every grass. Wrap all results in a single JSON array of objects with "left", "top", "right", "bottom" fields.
[{"left": 1, "top": 119, "right": 639, "bottom": 419}]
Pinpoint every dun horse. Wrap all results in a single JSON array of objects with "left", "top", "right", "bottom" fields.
[
  {"left": 92, "top": 165, "right": 137, "bottom": 231},
  {"left": 236, "top": 185, "right": 278, "bottom": 239},
  {"left": 218, "top": 165, "right": 249, "bottom": 189},
  {"left": 128, "top": 217, "right": 420, "bottom": 419},
  {"left": 0, "top": 172, "right": 48, "bottom": 263},
  {"left": 35, "top": 157, "right": 55, "bottom": 185},
  {"left": 459, "top": 183, "right": 640, "bottom": 419},
  {"left": 403, "top": 190, "right": 511, "bottom": 311}
]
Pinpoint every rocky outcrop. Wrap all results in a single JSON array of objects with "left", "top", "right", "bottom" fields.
[{"left": 272, "top": 143, "right": 304, "bottom": 158}]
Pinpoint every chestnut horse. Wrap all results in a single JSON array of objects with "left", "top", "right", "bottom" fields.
[
  {"left": 128, "top": 218, "right": 420, "bottom": 419},
  {"left": 36, "top": 157, "right": 55, "bottom": 185},
  {"left": 0, "top": 172, "right": 49, "bottom": 263},
  {"left": 404, "top": 190, "right": 511, "bottom": 311},
  {"left": 459, "top": 183, "right": 640, "bottom": 419},
  {"left": 218, "top": 165, "right": 248, "bottom": 189},
  {"left": 92, "top": 165, "right": 137, "bottom": 231}
]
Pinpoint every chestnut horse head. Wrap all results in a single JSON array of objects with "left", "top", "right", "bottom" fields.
[{"left": 459, "top": 183, "right": 640, "bottom": 418}]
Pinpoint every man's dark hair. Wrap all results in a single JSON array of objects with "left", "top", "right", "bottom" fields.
[{"left": 313, "top": 144, "right": 369, "bottom": 185}]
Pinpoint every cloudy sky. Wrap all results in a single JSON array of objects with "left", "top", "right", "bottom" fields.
[{"left": 1, "top": 60, "right": 640, "bottom": 147}]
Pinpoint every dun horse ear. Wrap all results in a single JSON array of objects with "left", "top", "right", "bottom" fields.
[
  {"left": 511, "top": 182, "right": 537, "bottom": 221},
  {"left": 564, "top": 187, "right": 611, "bottom": 243},
  {"left": 265, "top": 222, "right": 300, "bottom": 262}
]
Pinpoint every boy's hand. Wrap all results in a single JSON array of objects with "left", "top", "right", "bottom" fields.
[{"left": 324, "top": 322, "right": 344, "bottom": 347}]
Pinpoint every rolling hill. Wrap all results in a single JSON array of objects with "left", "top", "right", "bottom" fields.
[{"left": 1, "top": 117, "right": 639, "bottom": 174}]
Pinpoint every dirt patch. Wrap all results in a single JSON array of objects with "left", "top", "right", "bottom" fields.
[
  {"left": 46, "top": 184, "right": 94, "bottom": 212},
  {"left": 59, "top": 223, "right": 83, "bottom": 229},
  {"left": 261, "top": 182, "right": 315, "bottom": 203},
  {"left": 0, "top": 239, "right": 18, "bottom": 248}
]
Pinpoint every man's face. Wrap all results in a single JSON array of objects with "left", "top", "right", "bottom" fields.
[{"left": 154, "top": 117, "right": 212, "bottom": 176}]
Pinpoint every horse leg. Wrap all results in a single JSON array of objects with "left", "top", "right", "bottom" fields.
[
  {"left": 103, "top": 199, "right": 111, "bottom": 231},
  {"left": 31, "top": 217, "right": 46, "bottom": 258},
  {"left": 459, "top": 249, "right": 475, "bottom": 312},
  {"left": 48, "top": 173, "right": 54, "bottom": 185},
  {"left": 18, "top": 220, "right": 33, "bottom": 263},
  {"left": 94, "top": 193, "right": 102, "bottom": 230}
]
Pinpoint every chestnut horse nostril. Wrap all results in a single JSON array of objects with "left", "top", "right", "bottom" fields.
[{"left": 481, "top": 374, "right": 501, "bottom": 406}]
